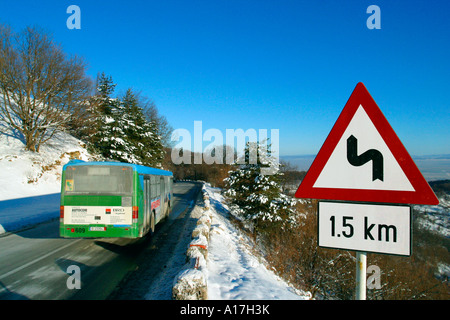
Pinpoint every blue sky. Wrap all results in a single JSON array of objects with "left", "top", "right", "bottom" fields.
[{"left": 1, "top": 0, "right": 449, "bottom": 156}]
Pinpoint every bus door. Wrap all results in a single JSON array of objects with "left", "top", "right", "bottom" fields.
[
  {"left": 150, "top": 175, "right": 160, "bottom": 223},
  {"left": 160, "top": 176, "right": 166, "bottom": 218},
  {"left": 144, "top": 176, "right": 151, "bottom": 233},
  {"left": 169, "top": 177, "right": 173, "bottom": 209}
]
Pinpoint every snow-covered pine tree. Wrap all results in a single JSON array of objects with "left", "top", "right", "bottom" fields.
[
  {"left": 139, "top": 117, "right": 165, "bottom": 168},
  {"left": 120, "top": 88, "right": 164, "bottom": 167},
  {"left": 107, "top": 93, "right": 135, "bottom": 163},
  {"left": 223, "top": 141, "right": 297, "bottom": 235},
  {"left": 88, "top": 72, "right": 124, "bottom": 160},
  {"left": 85, "top": 74, "right": 165, "bottom": 167},
  {"left": 94, "top": 72, "right": 116, "bottom": 115}
]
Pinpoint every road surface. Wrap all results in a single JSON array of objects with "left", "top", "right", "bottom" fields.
[{"left": 0, "top": 182, "right": 200, "bottom": 300}]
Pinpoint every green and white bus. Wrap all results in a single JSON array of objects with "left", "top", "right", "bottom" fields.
[{"left": 60, "top": 160, "right": 173, "bottom": 238}]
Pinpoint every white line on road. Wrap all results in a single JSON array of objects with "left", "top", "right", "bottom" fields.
[{"left": 0, "top": 239, "right": 83, "bottom": 279}]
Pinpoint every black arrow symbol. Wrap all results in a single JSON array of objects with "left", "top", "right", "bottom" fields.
[{"left": 347, "top": 135, "right": 384, "bottom": 181}]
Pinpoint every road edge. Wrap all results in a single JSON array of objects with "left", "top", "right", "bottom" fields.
[{"left": 172, "top": 183, "right": 212, "bottom": 300}]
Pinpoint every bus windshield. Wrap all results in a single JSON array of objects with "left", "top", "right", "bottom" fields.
[{"left": 63, "top": 165, "right": 133, "bottom": 195}]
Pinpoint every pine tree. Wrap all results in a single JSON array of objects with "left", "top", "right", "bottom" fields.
[
  {"left": 107, "top": 95, "right": 134, "bottom": 163},
  {"left": 88, "top": 72, "right": 122, "bottom": 159},
  {"left": 85, "top": 74, "right": 165, "bottom": 167},
  {"left": 139, "top": 118, "right": 165, "bottom": 167},
  {"left": 119, "top": 88, "right": 165, "bottom": 167},
  {"left": 223, "top": 141, "right": 297, "bottom": 234}
]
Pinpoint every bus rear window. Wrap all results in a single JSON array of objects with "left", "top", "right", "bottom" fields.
[{"left": 64, "top": 165, "right": 133, "bottom": 195}]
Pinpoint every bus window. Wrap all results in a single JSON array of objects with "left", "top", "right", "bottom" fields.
[{"left": 64, "top": 165, "right": 133, "bottom": 195}]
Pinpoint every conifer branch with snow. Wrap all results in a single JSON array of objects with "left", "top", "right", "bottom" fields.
[{"left": 223, "top": 141, "right": 298, "bottom": 234}]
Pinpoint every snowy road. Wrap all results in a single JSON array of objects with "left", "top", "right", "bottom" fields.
[{"left": 0, "top": 182, "right": 200, "bottom": 300}]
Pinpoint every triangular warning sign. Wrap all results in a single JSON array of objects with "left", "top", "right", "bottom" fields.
[{"left": 295, "top": 82, "right": 439, "bottom": 205}]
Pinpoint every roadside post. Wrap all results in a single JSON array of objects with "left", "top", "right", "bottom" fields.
[
  {"left": 295, "top": 82, "right": 439, "bottom": 300},
  {"left": 355, "top": 252, "right": 366, "bottom": 300}
]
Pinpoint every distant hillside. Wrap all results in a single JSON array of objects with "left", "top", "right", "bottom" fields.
[
  {"left": 428, "top": 180, "right": 450, "bottom": 203},
  {"left": 281, "top": 154, "right": 450, "bottom": 181},
  {"left": 429, "top": 179, "right": 450, "bottom": 193}
]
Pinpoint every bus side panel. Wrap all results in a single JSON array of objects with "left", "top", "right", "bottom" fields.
[{"left": 136, "top": 172, "right": 148, "bottom": 238}]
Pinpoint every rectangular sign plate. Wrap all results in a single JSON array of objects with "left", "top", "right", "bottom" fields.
[
  {"left": 318, "top": 201, "right": 411, "bottom": 256},
  {"left": 89, "top": 226, "right": 106, "bottom": 231}
]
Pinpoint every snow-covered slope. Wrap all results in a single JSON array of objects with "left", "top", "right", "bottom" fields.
[
  {"left": 0, "top": 132, "right": 94, "bottom": 201},
  {"left": 414, "top": 197, "right": 450, "bottom": 238},
  {"left": 204, "top": 184, "right": 312, "bottom": 300},
  {"left": 0, "top": 132, "right": 96, "bottom": 234}
]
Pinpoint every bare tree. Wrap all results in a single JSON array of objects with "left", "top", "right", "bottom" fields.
[{"left": 0, "top": 25, "right": 92, "bottom": 152}]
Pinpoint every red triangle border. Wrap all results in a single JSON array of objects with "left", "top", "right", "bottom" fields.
[{"left": 295, "top": 82, "right": 439, "bottom": 205}]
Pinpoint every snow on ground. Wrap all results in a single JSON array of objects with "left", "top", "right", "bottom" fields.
[
  {"left": 1, "top": 130, "right": 448, "bottom": 299},
  {"left": 414, "top": 196, "right": 450, "bottom": 238},
  {"left": 1, "top": 131, "right": 311, "bottom": 300},
  {"left": 204, "top": 184, "right": 312, "bottom": 300},
  {"left": 0, "top": 131, "right": 93, "bottom": 233},
  {"left": 0, "top": 193, "right": 60, "bottom": 234},
  {"left": 0, "top": 132, "right": 92, "bottom": 201}
]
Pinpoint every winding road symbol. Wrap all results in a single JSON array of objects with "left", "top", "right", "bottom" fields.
[
  {"left": 295, "top": 82, "right": 439, "bottom": 205},
  {"left": 346, "top": 135, "right": 384, "bottom": 181}
]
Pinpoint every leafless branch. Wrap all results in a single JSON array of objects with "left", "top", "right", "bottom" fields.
[{"left": 0, "top": 24, "right": 92, "bottom": 152}]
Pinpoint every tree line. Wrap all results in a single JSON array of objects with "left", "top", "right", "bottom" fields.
[
  {"left": 0, "top": 24, "right": 307, "bottom": 184},
  {"left": 0, "top": 24, "right": 171, "bottom": 168},
  {"left": 72, "top": 72, "right": 167, "bottom": 167}
]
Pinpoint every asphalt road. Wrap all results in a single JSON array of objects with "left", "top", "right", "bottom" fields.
[{"left": 0, "top": 182, "right": 200, "bottom": 300}]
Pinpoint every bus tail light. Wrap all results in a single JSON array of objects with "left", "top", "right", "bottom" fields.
[
  {"left": 132, "top": 206, "right": 138, "bottom": 223},
  {"left": 60, "top": 206, "right": 64, "bottom": 222}
]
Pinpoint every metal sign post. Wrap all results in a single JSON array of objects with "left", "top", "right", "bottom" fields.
[{"left": 355, "top": 251, "right": 367, "bottom": 300}]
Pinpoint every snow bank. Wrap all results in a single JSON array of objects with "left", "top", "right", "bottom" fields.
[
  {"left": 0, "top": 193, "right": 60, "bottom": 233},
  {"left": 0, "top": 131, "right": 95, "bottom": 233},
  {"left": 172, "top": 187, "right": 212, "bottom": 300},
  {"left": 204, "top": 184, "right": 312, "bottom": 300},
  {"left": 173, "top": 183, "right": 312, "bottom": 300},
  {"left": 0, "top": 132, "right": 92, "bottom": 201},
  {"left": 172, "top": 268, "right": 208, "bottom": 300}
]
